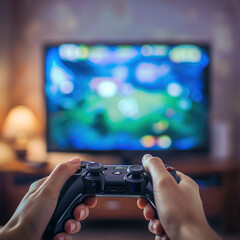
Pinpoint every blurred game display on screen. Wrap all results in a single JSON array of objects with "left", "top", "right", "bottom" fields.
[{"left": 44, "top": 43, "right": 210, "bottom": 153}]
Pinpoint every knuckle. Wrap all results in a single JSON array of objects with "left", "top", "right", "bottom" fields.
[
  {"left": 148, "top": 156, "right": 162, "bottom": 164},
  {"left": 28, "top": 178, "right": 43, "bottom": 193},
  {"left": 55, "top": 162, "right": 68, "bottom": 172},
  {"left": 147, "top": 157, "right": 163, "bottom": 169},
  {"left": 29, "top": 181, "right": 37, "bottom": 191},
  {"left": 192, "top": 180, "right": 200, "bottom": 191}
]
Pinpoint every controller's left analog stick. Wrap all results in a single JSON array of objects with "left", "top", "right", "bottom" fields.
[
  {"left": 86, "top": 162, "right": 104, "bottom": 174},
  {"left": 83, "top": 162, "right": 105, "bottom": 192}
]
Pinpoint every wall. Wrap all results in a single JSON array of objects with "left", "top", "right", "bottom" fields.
[
  {"left": 1, "top": 0, "right": 240, "bottom": 157},
  {"left": 0, "top": 0, "right": 12, "bottom": 132}
]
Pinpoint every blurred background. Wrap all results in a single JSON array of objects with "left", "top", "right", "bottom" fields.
[{"left": 0, "top": 0, "right": 240, "bottom": 239}]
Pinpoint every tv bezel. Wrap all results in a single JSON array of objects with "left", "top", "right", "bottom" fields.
[{"left": 43, "top": 41, "right": 211, "bottom": 159}]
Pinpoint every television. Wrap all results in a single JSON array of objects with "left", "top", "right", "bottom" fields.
[{"left": 44, "top": 42, "right": 210, "bottom": 160}]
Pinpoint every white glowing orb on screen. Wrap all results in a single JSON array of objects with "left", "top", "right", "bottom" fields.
[
  {"left": 97, "top": 81, "right": 118, "bottom": 98},
  {"left": 141, "top": 45, "right": 153, "bottom": 56},
  {"left": 60, "top": 81, "right": 74, "bottom": 94},
  {"left": 167, "top": 83, "right": 183, "bottom": 97},
  {"left": 50, "top": 66, "right": 70, "bottom": 84},
  {"left": 118, "top": 98, "right": 139, "bottom": 118},
  {"left": 157, "top": 135, "right": 172, "bottom": 149},
  {"left": 179, "top": 99, "right": 192, "bottom": 111},
  {"left": 59, "top": 44, "right": 82, "bottom": 61}
]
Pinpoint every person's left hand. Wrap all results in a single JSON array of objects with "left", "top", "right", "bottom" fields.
[{"left": 0, "top": 157, "right": 97, "bottom": 240}]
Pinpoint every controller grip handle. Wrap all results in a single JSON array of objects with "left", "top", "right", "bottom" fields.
[
  {"left": 43, "top": 193, "right": 90, "bottom": 240},
  {"left": 42, "top": 174, "right": 88, "bottom": 240}
]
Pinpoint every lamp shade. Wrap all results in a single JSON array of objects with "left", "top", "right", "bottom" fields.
[{"left": 3, "top": 105, "right": 38, "bottom": 139}]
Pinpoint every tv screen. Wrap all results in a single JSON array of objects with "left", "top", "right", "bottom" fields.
[{"left": 44, "top": 43, "right": 210, "bottom": 155}]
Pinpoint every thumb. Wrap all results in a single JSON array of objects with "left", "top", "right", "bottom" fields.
[
  {"left": 142, "top": 154, "right": 172, "bottom": 182},
  {"left": 40, "top": 157, "right": 81, "bottom": 198}
]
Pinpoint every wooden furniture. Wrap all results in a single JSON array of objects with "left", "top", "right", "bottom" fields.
[{"left": 0, "top": 157, "right": 239, "bottom": 233}]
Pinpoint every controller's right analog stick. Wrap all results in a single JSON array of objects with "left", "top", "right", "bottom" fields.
[{"left": 127, "top": 165, "right": 145, "bottom": 179}]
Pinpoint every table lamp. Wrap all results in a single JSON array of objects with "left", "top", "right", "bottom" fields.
[{"left": 2, "top": 105, "right": 39, "bottom": 161}]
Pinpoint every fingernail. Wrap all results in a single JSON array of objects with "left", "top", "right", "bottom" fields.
[
  {"left": 70, "top": 222, "right": 76, "bottom": 232},
  {"left": 153, "top": 222, "right": 157, "bottom": 232},
  {"left": 79, "top": 208, "right": 86, "bottom": 219},
  {"left": 69, "top": 157, "right": 81, "bottom": 164},
  {"left": 143, "top": 154, "right": 152, "bottom": 161},
  {"left": 59, "top": 237, "right": 65, "bottom": 240}
]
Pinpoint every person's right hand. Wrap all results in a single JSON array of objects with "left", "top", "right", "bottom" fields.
[{"left": 137, "top": 154, "right": 222, "bottom": 240}]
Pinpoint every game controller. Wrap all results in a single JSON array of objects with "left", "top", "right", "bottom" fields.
[{"left": 42, "top": 161, "right": 178, "bottom": 240}]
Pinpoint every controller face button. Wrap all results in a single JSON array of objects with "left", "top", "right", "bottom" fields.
[
  {"left": 114, "top": 166, "right": 125, "bottom": 170},
  {"left": 113, "top": 171, "right": 122, "bottom": 175}
]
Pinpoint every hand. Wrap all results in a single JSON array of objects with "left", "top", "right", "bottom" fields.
[
  {"left": 0, "top": 157, "right": 97, "bottom": 240},
  {"left": 137, "top": 154, "right": 222, "bottom": 240}
]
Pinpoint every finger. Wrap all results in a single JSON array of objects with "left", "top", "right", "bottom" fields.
[
  {"left": 177, "top": 171, "right": 199, "bottom": 190},
  {"left": 64, "top": 219, "right": 81, "bottom": 234},
  {"left": 142, "top": 154, "right": 176, "bottom": 188},
  {"left": 142, "top": 154, "right": 172, "bottom": 180},
  {"left": 73, "top": 204, "right": 89, "bottom": 221},
  {"left": 84, "top": 196, "right": 97, "bottom": 208},
  {"left": 40, "top": 157, "right": 81, "bottom": 197},
  {"left": 54, "top": 232, "right": 72, "bottom": 240},
  {"left": 143, "top": 203, "right": 156, "bottom": 220},
  {"left": 137, "top": 197, "right": 149, "bottom": 209},
  {"left": 155, "top": 235, "right": 170, "bottom": 240},
  {"left": 149, "top": 219, "right": 164, "bottom": 236},
  {"left": 157, "top": 235, "right": 170, "bottom": 240}
]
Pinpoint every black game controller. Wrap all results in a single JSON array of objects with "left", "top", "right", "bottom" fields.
[{"left": 42, "top": 161, "right": 178, "bottom": 240}]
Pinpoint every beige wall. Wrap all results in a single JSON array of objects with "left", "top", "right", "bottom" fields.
[{"left": 1, "top": 0, "right": 240, "bottom": 156}]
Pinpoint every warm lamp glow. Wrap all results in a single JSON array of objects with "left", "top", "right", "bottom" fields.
[{"left": 3, "top": 105, "right": 38, "bottom": 139}]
